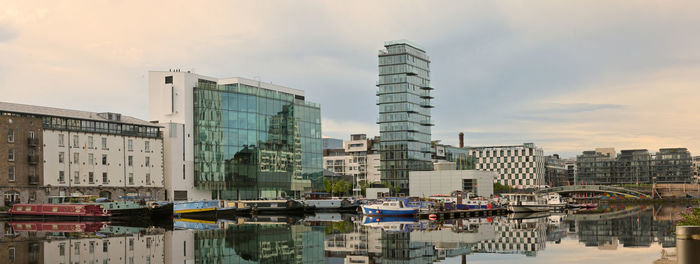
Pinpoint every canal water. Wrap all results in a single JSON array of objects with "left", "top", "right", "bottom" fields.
[{"left": 0, "top": 204, "right": 687, "bottom": 263}]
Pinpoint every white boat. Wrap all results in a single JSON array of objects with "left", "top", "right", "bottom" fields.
[
  {"left": 502, "top": 193, "right": 564, "bottom": 213},
  {"left": 302, "top": 193, "right": 358, "bottom": 211},
  {"left": 361, "top": 200, "right": 418, "bottom": 216}
]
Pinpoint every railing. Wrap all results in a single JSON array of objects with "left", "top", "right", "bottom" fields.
[
  {"left": 27, "top": 137, "right": 38, "bottom": 147},
  {"left": 28, "top": 154, "right": 39, "bottom": 165},
  {"left": 28, "top": 174, "right": 39, "bottom": 185}
]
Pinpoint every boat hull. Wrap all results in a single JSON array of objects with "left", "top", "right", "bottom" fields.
[
  {"left": 508, "top": 205, "right": 556, "bottom": 213},
  {"left": 361, "top": 206, "right": 417, "bottom": 217}
]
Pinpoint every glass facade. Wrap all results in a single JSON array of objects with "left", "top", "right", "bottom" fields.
[
  {"left": 193, "top": 79, "right": 322, "bottom": 199},
  {"left": 377, "top": 41, "right": 434, "bottom": 194}
]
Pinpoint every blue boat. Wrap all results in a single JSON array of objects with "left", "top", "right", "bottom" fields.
[{"left": 360, "top": 200, "right": 418, "bottom": 216}]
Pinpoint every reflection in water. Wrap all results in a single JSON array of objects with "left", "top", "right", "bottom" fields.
[{"left": 0, "top": 205, "right": 686, "bottom": 263}]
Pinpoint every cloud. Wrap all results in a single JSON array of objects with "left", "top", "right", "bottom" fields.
[
  {"left": 0, "top": 1, "right": 699, "bottom": 157},
  {"left": 0, "top": 23, "right": 17, "bottom": 42}
]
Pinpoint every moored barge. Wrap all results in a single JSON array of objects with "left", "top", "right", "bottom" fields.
[{"left": 8, "top": 203, "right": 111, "bottom": 220}]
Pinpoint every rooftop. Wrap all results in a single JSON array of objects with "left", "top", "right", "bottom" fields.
[
  {"left": 0, "top": 101, "right": 157, "bottom": 127},
  {"left": 384, "top": 39, "right": 426, "bottom": 52}
]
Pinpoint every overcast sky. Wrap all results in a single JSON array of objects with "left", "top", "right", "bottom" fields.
[{"left": 1, "top": 1, "right": 699, "bottom": 158}]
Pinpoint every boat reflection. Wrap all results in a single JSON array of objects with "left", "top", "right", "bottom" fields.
[{"left": 0, "top": 204, "right": 687, "bottom": 263}]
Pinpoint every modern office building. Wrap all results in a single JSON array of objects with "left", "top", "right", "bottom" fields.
[
  {"left": 565, "top": 160, "right": 577, "bottom": 185},
  {"left": 576, "top": 147, "right": 692, "bottom": 185},
  {"left": 149, "top": 71, "right": 322, "bottom": 200},
  {"left": 467, "top": 143, "right": 545, "bottom": 189},
  {"left": 322, "top": 134, "right": 381, "bottom": 189},
  {"left": 432, "top": 142, "right": 477, "bottom": 171},
  {"left": 0, "top": 102, "right": 164, "bottom": 205},
  {"left": 377, "top": 40, "right": 434, "bottom": 194}
]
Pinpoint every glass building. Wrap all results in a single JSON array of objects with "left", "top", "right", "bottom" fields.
[
  {"left": 377, "top": 40, "right": 434, "bottom": 194},
  {"left": 150, "top": 71, "right": 322, "bottom": 201},
  {"left": 193, "top": 80, "right": 322, "bottom": 199}
]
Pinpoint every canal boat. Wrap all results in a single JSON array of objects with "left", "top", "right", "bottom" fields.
[
  {"left": 302, "top": 192, "right": 359, "bottom": 212},
  {"left": 361, "top": 200, "right": 418, "bottom": 217},
  {"left": 173, "top": 200, "right": 219, "bottom": 219},
  {"left": 429, "top": 194, "right": 495, "bottom": 210},
  {"left": 48, "top": 195, "right": 173, "bottom": 219},
  {"left": 8, "top": 203, "right": 111, "bottom": 220},
  {"left": 243, "top": 199, "right": 306, "bottom": 215},
  {"left": 502, "top": 193, "right": 562, "bottom": 213}
]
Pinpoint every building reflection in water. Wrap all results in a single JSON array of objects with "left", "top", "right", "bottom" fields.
[{"left": 0, "top": 205, "right": 685, "bottom": 263}]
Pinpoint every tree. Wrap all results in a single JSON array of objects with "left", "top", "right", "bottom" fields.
[{"left": 493, "top": 182, "right": 511, "bottom": 194}]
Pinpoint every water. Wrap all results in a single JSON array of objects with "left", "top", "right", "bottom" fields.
[{"left": 0, "top": 204, "right": 687, "bottom": 263}]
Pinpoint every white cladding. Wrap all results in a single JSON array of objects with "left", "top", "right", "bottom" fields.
[
  {"left": 468, "top": 144, "right": 545, "bottom": 189},
  {"left": 43, "top": 130, "right": 163, "bottom": 189},
  {"left": 44, "top": 233, "right": 165, "bottom": 264},
  {"left": 409, "top": 170, "right": 495, "bottom": 198}
]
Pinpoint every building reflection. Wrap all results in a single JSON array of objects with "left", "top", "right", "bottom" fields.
[{"left": 0, "top": 206, "right": 685, "bottom": 264}]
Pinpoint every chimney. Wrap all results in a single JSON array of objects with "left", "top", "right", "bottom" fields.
[{"left": 458, "top": 132, "right": 464, "bottom": 148}]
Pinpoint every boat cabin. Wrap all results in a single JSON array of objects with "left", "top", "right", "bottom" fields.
[{"left": 304, "top": 192, "right": 332, "bottom": 200}]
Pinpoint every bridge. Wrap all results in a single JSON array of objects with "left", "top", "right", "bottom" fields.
[{"left": 534, "top": 185, "right": 649, "bottom": 198}]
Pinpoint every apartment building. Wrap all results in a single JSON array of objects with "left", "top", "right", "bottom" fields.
[
  {"left": 467, "top": 143, "right": 545, "bottom": 189},
  {"left": 576, "top": 147, "right": 692, "bottom": 185},
  {"left": 0, "top": 102, "right": 164, "bottom": 205},
  {"left": 322, "top": 134, "right": 381, "bottom": 187}
]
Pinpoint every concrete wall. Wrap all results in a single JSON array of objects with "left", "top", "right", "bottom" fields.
[{"left": 409, "top": 170, "right": 495, "bottom": 198}]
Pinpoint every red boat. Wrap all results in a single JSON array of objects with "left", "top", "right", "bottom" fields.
[
  {"left": 9, "top": 221, "right": 109, "bottom": 233},
  {"left": 8, "top": 203, "right": 111, "bottom": 219}
]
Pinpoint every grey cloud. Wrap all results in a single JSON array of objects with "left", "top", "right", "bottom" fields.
[{"left": 0, "top": 23, "right": 18, "bottom": 42}]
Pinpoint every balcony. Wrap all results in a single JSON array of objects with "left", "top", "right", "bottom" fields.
[
  {"left": 27, "top": 137, "right": 38, "bottom": 147},
  {"left": 420, "top": 86, "right": 435, "bottom": 90},
  {"left": 28, "top": 154, "right": 39, "bottom": 165},
  {"left": 419, "top": 101, "right": 434, "bottom": 108},
  {"left": 28, "top": 174, "right": 39, "bottom": 185}
]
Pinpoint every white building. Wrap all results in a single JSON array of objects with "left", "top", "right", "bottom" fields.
[
  {"left": 322, "top": 134, "right": 381, "bottom": 187},
  {"left": 45, "top": 230, "right": 165, "bottom": 264},
  {"left": 0, "top": 102, "right": 164, "bottom": 201},
  {"left": 409, "top": 170, "right": 496, "bottom": 198},
  {"left": 467, "top": 143, "right": 545, "bottom": 189}
]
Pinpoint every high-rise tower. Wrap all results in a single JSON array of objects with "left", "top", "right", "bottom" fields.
[{"left": 377, "top": 40, "right": 434, "bottom": 194}]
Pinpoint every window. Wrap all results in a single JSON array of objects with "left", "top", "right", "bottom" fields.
[
  {"left": 145, "top": 141, "right": 150, "bottom": 152},
  {"left": 8, "top": 149, "right": 14, "bottom": 161},
  {"left": 59, "top": 243, "right": 65, "bottom": 256},
  {"left": 7, "top": 129, "right": 14, "bottom": 142},
  {"left": 103, "top": 240, "right": 108, "bottom": 252},
  {"left": 59, "top": 152, "right": 65, "bottom": 163},
  {"left": 58, "top": 134, "right": 64, "bottom": 147},
  {"left": 73, "top": 171, "right": 79, "bottom": 184},
  {"left": 101, "top": 137, "right": 107, "bottom": 149},
  {"left": 128, "top": 139, "right": 133, "bottom": 151},
  {"left": 146, "top": 173, "right": 151, "bottom": 185},
  {"left": 59, "top": 171, "right": 65, "bottom": 183},
  {"left": 73, "top": 152, "right": 79, "bottom": 164},
  {"left": 128, "top": 156, "right": 133, "bottom": 166},
  {"left": 74, "top": 242, "right": 80, "bottom": 255},
  {"left": 145, "top": 157, "right": 150, "bottom": 167},
  {"left": 165, "top": 76, "right": 173, "bottom": 84},
  {"left": 129, "top": 238, "right": 134, "bottom": 251},
  {"left": 8, "top": 166, "right": 14, "bottom": 182},
  {"left": 8, "top": 247, "right": 14, "bottom": 262},
  {"left": 88, "top": 153, "right": 94, "bottom": 165},
  {"left": 89, "top": 241, "right": 94, "bottom": 253},
  {"left": 146, "top": 237, "right": 152, "bottom": 248},
  {"left": 73, "top": 135, "right": 79, "bottom": 147},
  {"left": 102, "top": 172, "right": 107, "bottom": 183},
  {"left": 128, "top": 173, "right": 134, "bottom": 185},
  {"left": 88, "top": 136, "right": 93, "bottom": 148},
  {"left": 88, "top": 172, "right": 94, "bottom": 184},
  {"left": 102, "top": 154, "right": 107, "bottom": 165}
]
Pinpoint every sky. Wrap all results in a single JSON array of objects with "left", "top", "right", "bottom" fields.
[{"left": 1, "top": 0, "right": 699, "bottom": 158}]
